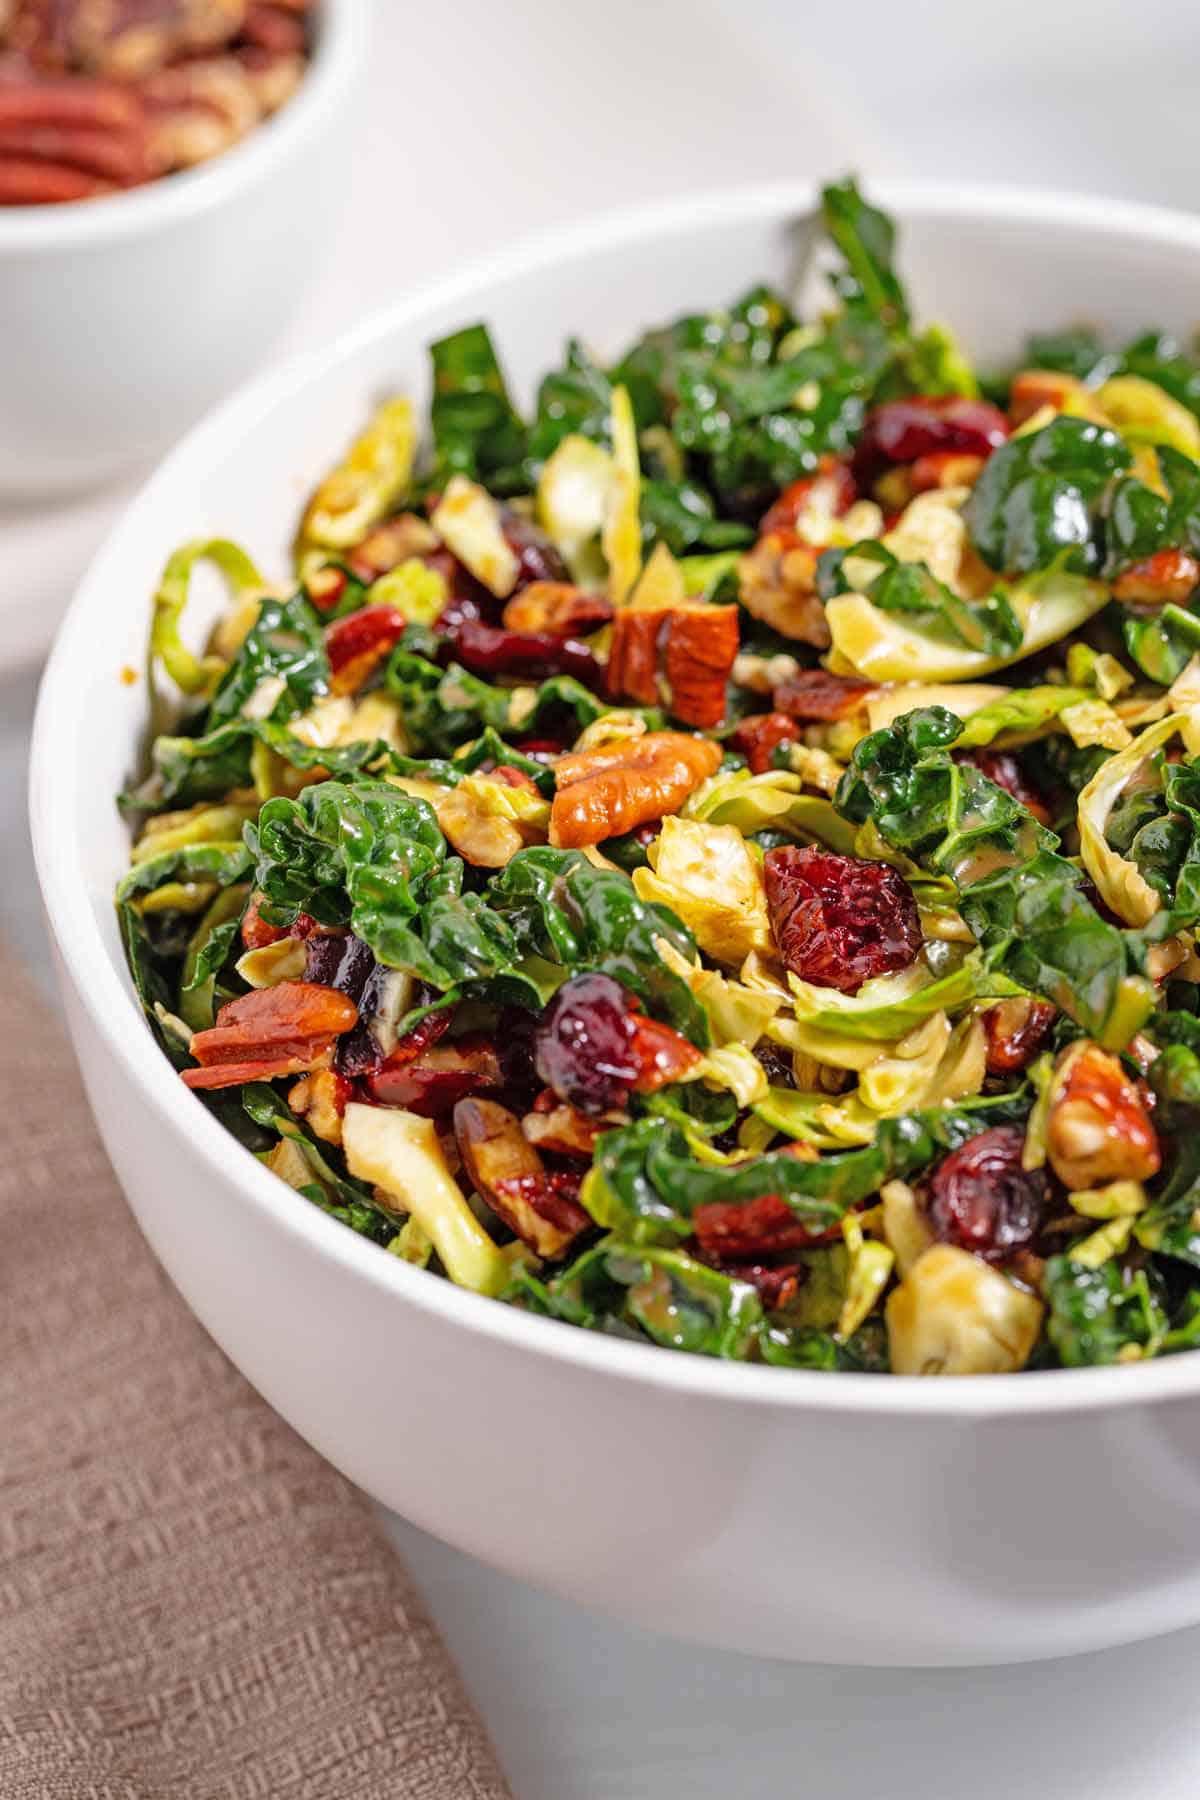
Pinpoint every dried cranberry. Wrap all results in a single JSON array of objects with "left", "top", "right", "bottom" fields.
[
  {"left": 730, "top": 712, "right": 801, "bottom": 774},
  {"left": 513, "top": 737, "right": 568, "bottom": 761},
  {"left": 965, "top": 750, "right": 1051, "bottom": 827},
  {"left": 763, "top": 846, "right": 922, "bottom": 994},
  {"left": 497, "top": 1005, "right": 540, "bottom": 1107},
  {"left": 443, "top": 616, "right": 602, "bottom": 687},
  {"left": 925, "top": 1124, "right": 1049, "bottom": 1263},
  {"left": 852, "top": 396, "right": 1009, "bottom": 487},
  {"left": 753, "top": 1041, "right": 794, "bottom": 1086},
  {"left": 501, "top": 509, "right": 570, "bottom": 589},
  {"left": 324, "top": 605, "right": 408, "bottom": 693},
  {"left": 304, "top": 930, "right": 375, "bottom": 999},
  {"left": 534, "top": 973, "right": 640, "bottom": 1114}
]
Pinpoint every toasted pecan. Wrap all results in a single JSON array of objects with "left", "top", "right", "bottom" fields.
[
  {"left": 549, "top": 730, "right": 721, "bottom": 848},
  {"left": 502, "top": 580, "right": 613, "bottom": 638}
]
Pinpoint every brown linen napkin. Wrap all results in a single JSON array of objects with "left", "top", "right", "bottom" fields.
[{"left": 0, "top": 936, "right": 514, "bottom": 1800}]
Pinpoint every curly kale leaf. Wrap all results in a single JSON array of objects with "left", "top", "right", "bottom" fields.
[
  {"left": 134, "top": 718, "right": 388, "bottom": 810},
  {"left": 428, "top": 322, "right": 528, "bottom": 496},
  {"left": 509, "top": 1238, "right": 763, "bottom": 1360},
  {"left": 1044, "top": 1256, "right": 1167, "bottom": 1367},
  {"left": 206, "top": 591, "right": 330, "bottom": 728},
  {"left": 384, "top": 647, "right": 606, "bottom": 755},
  {"left": 817, "top": 540, "right": 1022, "bottom": 657},
  {"left": 527, "top": 337, "right": 613, "bottom": 463},
  {"left": 585, "top": 1094, "right": 1029, "bottom": 1246},
  {"left": 487, "top": 847, "right": 707, "bottom": 1043},
  {"left": 963, "top": 415, "right": 1132, "bottom": 577},
  {"left": 835, "top": 706, "right": 1150, "bottom": 1044}
]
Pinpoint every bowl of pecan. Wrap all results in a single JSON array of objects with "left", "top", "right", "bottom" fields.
[
  {"left": 32, "top": 175, "right": 1200, "bottom": 1666},
  {"left": 0, "top": 0, "right": 364, "bottom": 495}
]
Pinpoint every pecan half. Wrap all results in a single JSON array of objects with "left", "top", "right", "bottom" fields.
[
  {"left": 607, "top": 603, "right": 739, "bottom": 728},
  {"left": 1045, "top": 1041, "right": 1161, "bottom": 1191},
  {"left": 549, "top": 731, "right": 721, "bottom": 848},
  {"left": 182, "top": 980, "right": 357, "bottom": 1089},
  {"left": 981, "top": 997, "right": 1056, "bottom": 1075},
  {"left": 502, "top": 580, "right": 613, "bottom": 638},
  {"left": 454, "top": 1096, "right": 590, "bottom": 1259}
]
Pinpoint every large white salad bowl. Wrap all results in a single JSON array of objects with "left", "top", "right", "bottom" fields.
[{"left": 31, "top": 181, "right": 1200, "bottom": 1666}]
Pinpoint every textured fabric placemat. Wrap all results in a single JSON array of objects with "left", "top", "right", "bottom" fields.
[{"left": 0, "top": 936, "right": 514, "bottom": 1800}]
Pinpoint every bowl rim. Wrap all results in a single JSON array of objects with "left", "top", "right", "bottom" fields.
[
  {"left": 32, "top": 174, "right": 1200, "bottom": 1420},
  {"left": 0, "top": 0, "right": 367, "bottom": 251}
]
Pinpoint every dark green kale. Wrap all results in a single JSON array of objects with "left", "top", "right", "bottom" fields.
[
  {"left": 834, "top": 707, "right": 1150, "bottom": 1044},
  {"left": 428, "top": 322, "right": 528, "bottom": 495},
  {"left": 585, "top": 1094, "right": 1030, "bottom": 1244},
  {"left": 963, "top": 414, "right": 1131, "bottom": 576},
  {"left": 206, "top": 591, "right": 330, "bottom": 728},
  {"left": 1044, "top": 1256, "right": 1167, "bottom": 1367}
]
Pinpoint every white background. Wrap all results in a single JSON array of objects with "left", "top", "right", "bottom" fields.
[{"left": 5, "top": 0, "right": 1200, "bottom": 1790}]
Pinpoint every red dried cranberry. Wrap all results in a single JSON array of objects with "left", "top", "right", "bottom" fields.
[
  {"left": 772, "top": 669, "right": 879, "bottom": 722},
  {"left": 730, "top": 712, "right": 801, "bottom": 774},
  {"left": 324, "top": 605, "right": 408, "bottom": 684},
  {"left": 852, "top": 396, "right": 1009, "bottom": 486},
  {"left": 501, "top": 509, "right": 570, "bottom": 589},
  {"left": 534, "top": 973, "right": 640, "bottom": 1114},
  {"left": 965, "top": 750, "right": 1051, "bottom": 827},
  {"left": 925, "top": 1124, "right": 1049, "bottom": 1263},
  {"left": 763, "top": 846, "right": 922, "bottom": 995},
  {"left": 513, "top": 737, "right": 568, "bottom": 761},
  {"left": 304, "top": 930, "right": 375, "bottom": 1000},
  {"left": 444, "top": 616, "right": 602, "bottom": 687}
]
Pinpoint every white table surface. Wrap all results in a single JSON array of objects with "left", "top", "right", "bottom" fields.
[{"left": 8, "top": 2, "right": 1200, "bottom": 1791}]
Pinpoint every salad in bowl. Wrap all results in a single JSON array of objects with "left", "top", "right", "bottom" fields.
[{"left": 117, "top": 179, "right": 1200, "bottom": 1379}]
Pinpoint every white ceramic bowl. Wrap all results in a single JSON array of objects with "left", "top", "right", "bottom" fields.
[
  {"left": 30, "top": 181, "right": 1200, "bottom": 1668},
  {"left": 0, "top": 0, "right": 366, "bottom": 498}
]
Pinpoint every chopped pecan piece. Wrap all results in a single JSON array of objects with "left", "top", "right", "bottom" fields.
[
  {"left": 522, "top": 1093, "right": 612, "bottom": 1158},
  {"left": 365, "top": 1034, "right": 502, "bottom": 1116},
  {"left": 288, "top": 1067, "right": 354, "bottom": 1145},
  {"left": 345, "top": 511, "right": 438, "bottom": 581},
  {"left": 241, "top": 892, "right": 315, "bottom": 950},
  {"left": 454, "top": 1097, "right": 590, "bottom": 1259},
  {"left": 1045, "top": 1041, "right": 1161, "bottom": 1191},
  {"left": 692, "top": 1192, "right": 839, "bottom": 1259},
  {"left": 736, "top": 530, "right": 829, "bottom": 647},
  {"left": 182, "top": 980, "right": 357, "bottom": 1089},
  {"left": 1008, "top": 369, "right": 1091, "bottom": 428},
  {"left": 607, "top": 602, "right": 739, "bottom": 728},
  {"left": 1112, "top": 548, "right": 1200, "bottom": 607},
  {"left": 502, "top": 581, "right": 613, "bottom": 638},
  {"left": 759, "top": 456, "right": 858, "bottom": 535},
  {"left": 730, "top": 711, "right": 801, "bottom": 774},
  {"left": 772, "top": 668, "right": 878, "bottom": 721},
  {"left": 981, "top": 998, "right": 1056, "bottom": 1075},
  {"left": 549, "top": 731, "right": 722, "bottom": 848}
]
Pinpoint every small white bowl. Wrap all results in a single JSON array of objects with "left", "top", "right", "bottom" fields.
[
  {"left": 0, "top": 0, "right": 367, "bottom": 499},
  {"left": 31, "top": 179, "right": 1200, "bottom": 1667}
]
